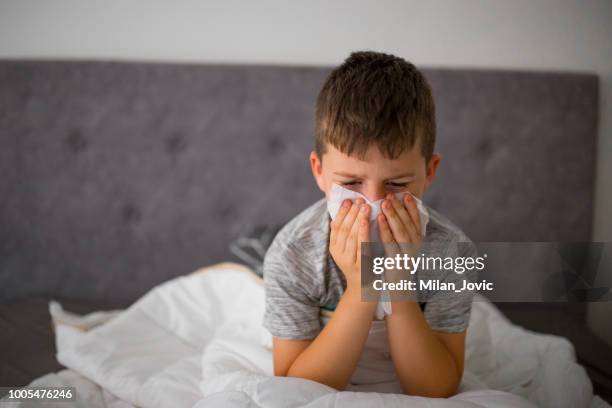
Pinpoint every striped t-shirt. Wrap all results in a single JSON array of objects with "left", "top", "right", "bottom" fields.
[{"left": 263, "top": 197, "right": 477, "bottom": 340}]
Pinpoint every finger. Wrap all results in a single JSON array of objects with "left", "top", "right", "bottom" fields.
[
  {"left": 378, "top": 214, "right": 400, "bottom": 256},
  {"left": 330, "top": 199, "right": 352, "bottom": 247},
  {"left": 387, "top": 193, "right": 417, "bottom": 241},
  {"left": 392, "top": 194, "right": 418, "bottom": 244},
  {"left": 338, "top": 198, "right": 364, "bottom": 252},
  {"left": 356, "top": 211, "right": 369, "bottom": 263},
  {"left": 403, "top": 194, "right": 422, "bottom": 238},
  {"left": 381, "top": 198, "right": 411, "bottom": 243},
  {"left": 378, "top": 214, "right": 395, "bottom": 243},
  {"left": 347, "top": 204, "right": 369, "bottom": 263}
]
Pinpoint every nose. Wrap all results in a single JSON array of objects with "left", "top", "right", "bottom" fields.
[{"left": 362, "top": 185, "right": 387, "bottom": 203}]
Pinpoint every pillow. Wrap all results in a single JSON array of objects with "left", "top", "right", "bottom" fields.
[{"left": 229, "top": 224, "right": 284, "bottom": 277}]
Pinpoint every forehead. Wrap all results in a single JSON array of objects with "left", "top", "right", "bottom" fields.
[{"left": 322, "top": 141, "right": 423, "bottom": 174}]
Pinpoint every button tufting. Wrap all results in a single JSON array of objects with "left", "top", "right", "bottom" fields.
[
  {"left": 267, "top": 137, "right": 285, "bottom": 154},
  {"left": 65, "top": 129, "right": 88, "bottom": 153},
  {"left": 165, "top": 133, "right": 187, "bottom": 154},
  {"left": 122, "top": 204, "right": 142, "bottom": 224}
]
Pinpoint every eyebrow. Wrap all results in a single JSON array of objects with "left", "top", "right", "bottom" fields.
[{"left": 332, "top": 172, "right": 415, "bottom": 180}]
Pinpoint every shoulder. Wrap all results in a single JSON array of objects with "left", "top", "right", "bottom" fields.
[
  {"left": 425, "top": 205, "right": 472, "bottom": 243},
  {"left": 263, "top": 198, "right": 329, "bottom": 282},
  {"left": 272, "top": 198, "right": 329, "bottom": 250},
  {"left": 424, "top": 205, "right": 477, "bottom": 256}
]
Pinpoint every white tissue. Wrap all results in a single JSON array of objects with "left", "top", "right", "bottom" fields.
[
  {"left": 326, "top": 183, "right": 429, "bottom": 240},
  {"left": 326, "top": 183, "right": 429, "bottom": 319}
]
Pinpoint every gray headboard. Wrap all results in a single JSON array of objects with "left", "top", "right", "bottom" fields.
[{"left": 0, "top": 60, "right": 598, "bottom": 305}]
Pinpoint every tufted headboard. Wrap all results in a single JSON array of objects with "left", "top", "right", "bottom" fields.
[{"left": 0, "top": 60, "right": 598, "bottom": 305}]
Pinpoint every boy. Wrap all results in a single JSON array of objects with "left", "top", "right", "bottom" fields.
[{"left": 262, "top": 51, "right": 476, "bottom": 398}]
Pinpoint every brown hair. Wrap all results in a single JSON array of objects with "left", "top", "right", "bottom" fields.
[{"left": 315, "top": 51, "right": 436, "bottom": 163}]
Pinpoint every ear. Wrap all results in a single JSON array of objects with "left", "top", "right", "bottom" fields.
[
  {"left": 309, "top": 150, "right": 326, "bottom": 193},
  {"left": 423, "top": 153, "right": 441, "bottom": 191}
]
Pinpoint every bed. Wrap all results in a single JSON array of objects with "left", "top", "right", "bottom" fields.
[{"left": 0, "top": 59, "right": 610, "bottom": 406}]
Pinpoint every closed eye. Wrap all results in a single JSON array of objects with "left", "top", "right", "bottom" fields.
[{"left": 339, "top": 181, "right": 409, "bottom": 188}]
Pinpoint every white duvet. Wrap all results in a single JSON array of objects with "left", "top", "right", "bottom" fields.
[{"left": 3, "top": 262, "right": 609, "bottom": 408}]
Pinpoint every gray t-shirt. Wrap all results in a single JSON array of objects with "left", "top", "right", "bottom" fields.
[{"left": 263, "top": 197, "right": 477, "bottom": 340}]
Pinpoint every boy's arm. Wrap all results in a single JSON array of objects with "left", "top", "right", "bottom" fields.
[
  {"left": 273, "top": 285, "right": 376, "bottom": 389},
  {"left": 386, "top": 301, "right": 465, "bottom": 397},
  {"left": 272, "top": 199, "right": 376, "bottom": 390},
  {"left": 378, "top": 193, "right": 466, "bottom": 397}
]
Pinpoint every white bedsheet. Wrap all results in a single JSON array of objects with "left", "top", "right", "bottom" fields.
[{"left": 2, "top": 262, "right": 609, "bottom": 408}]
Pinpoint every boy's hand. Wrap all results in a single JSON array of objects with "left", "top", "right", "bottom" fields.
[
  {"left": 329, "top": 198, "right": 370, "bottom": 291},
  {"left": 378, "top": 193, "right": 422, "bottom": 257},
  {"left": 378, "top": 193, "right": 422, "bottom": 298}
]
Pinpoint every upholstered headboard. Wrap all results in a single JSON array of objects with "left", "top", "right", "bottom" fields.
[{"left": 0, "top": 60, "right": 598, "bottom": 304}]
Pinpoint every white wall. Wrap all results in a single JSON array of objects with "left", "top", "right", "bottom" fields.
[{"left": 1, "top": 0, "right": 611, "bottom": 341}]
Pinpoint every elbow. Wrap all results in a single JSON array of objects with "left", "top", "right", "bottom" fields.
[
  {"left": 397, "top": 357, "right": 464, "bottom": 398},
  {"left": 432, "top": 382, "right": 460, "bottom": 399},
  {"left": 436, "top": 377, "right": 461, "bottom": 398},
  {"left": 399, "top": 377, "right": 460, "bottom": 399},
  {"left": 285, "top": 366, "right": 348, "bottom": 391},
  {"left": 274, "top": 365, "right": 290, "bottom": 377},
  {"left": 402, "top": 385, "right": 459, "bottom": 399}
]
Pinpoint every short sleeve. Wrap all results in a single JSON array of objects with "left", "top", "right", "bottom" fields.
[
  {"left": 423, "top": 240, "right": 478, "bottom": 333},
  {"left": 262, "top": 235, "right": 322, "bottom": 340}
]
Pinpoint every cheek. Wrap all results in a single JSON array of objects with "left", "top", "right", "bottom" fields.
[
  {"left": 409, "top": 179, "right": 428, "bottom": 198},
  {"left": 320, "top": 177, "right": 336, "bottom": 199},
  {"left": 323, "top": 184, "right": 332, "bottom": 200},
  {"left": 312, "top": 170, "right": 328, "bottom": 197}
]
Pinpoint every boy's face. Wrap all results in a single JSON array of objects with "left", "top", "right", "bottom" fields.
[{"left": 310, "top": 139, "right": 440, "bottom": 202}]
